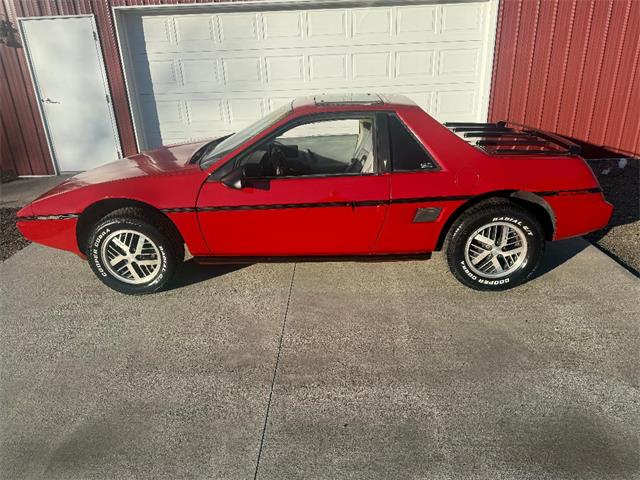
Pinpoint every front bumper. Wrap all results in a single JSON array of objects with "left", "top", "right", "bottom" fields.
[{"left": 16, "top": 215, "right": 82, "bottom": 256}]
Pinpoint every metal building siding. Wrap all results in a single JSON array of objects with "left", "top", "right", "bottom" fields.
[
  {"left": 489, "top": 0, "right": 640, "bottom": 157},
  {"left": 2, "top": 0, "right": 639, "bottom": 176},
  {"left": 1, "top": 0, "right": 244, "bottom": 176}
]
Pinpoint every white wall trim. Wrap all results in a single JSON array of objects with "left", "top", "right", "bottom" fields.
[
  {"left": 112, "top": 0, "right": 491, "bottom": 13},
  {"left": 113, "top": 10, "right": 147, "bottom": 152},
  {"left": 479, "top": 0, "right": 499, "bottom": 122}
]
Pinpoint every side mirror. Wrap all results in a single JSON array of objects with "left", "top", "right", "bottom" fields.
[
  {"left": 220, "top": 167, "right": 246, "bottom": 189},
  {"left": 220, "top": 163, "right": 263, "bottom": 189}
]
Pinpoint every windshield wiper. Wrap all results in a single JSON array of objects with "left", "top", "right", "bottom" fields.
[
  {"left": 193, "top": 134, "right": 234, "bottom": 167},
  {"left": 198, "top": 134, "right": 235, "bottom": 168}
]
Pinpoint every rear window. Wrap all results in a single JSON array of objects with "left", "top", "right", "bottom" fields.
[{"left": 388, "top": 115, "right": 437, "bottom": 171}]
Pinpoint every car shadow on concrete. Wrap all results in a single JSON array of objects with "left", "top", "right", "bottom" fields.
[
  {"left": 168, "top": 259, "right": 249, "bottom": 290},
  {"left": 168, "top": 238, "right": 591, "bottom": 291},
  {"left": 532, "top": 237, "right": 590, "bottom": 280}
]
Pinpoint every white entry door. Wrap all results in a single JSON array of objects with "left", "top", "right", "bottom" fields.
[{"left": 20, "top": 16, "right": 121, "bottom": 172}]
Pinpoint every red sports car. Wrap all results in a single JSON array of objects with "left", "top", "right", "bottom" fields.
[{"left": 17, "top": 94, "right": 612, "bottom": 294}]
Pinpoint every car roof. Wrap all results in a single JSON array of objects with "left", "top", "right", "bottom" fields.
[{"left": 291, "top": 93, "right": 417, "bottom": 110}]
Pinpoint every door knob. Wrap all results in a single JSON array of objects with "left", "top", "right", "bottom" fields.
[{"left": 41, "top": 98, "right": 60, "bottom": 104}]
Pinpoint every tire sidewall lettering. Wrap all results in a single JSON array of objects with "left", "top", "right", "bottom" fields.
[
  {"left": 491, "top": 216, "right": 534, "bottom": 236},
  {"left": 89, "top": 220, "right": 171, "bottom": 292},
  {"left": 148, "top": 245, "right": 168, "bottom": 286},
  {"left": 92, "top": 227, "right": 111, "bottom": 277},
  {"left": 460, "top": 217, "right": 533, "bottom": 285},
  {"left": 450, "top": 207, "right": 543, "bottom": 290}
]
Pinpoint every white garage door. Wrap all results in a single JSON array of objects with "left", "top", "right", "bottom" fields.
[{"left": 119, "top": 1, "right": 498, "bottom": 150}]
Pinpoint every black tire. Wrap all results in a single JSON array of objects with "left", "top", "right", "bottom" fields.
[
  {"left": 87, "top": 207, "right": 184, "bottom": 295},
  {"left": 445, "top": 199, "right": 545, "bottom": 291}
]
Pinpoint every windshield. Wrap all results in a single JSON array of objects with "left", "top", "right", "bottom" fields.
[{"left": 200, "top": 102, "right": 292, "bottom": 168}]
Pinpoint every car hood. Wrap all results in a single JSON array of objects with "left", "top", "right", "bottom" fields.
[{"left": 37, "top": 140, "right": 209, "bottom": 199}]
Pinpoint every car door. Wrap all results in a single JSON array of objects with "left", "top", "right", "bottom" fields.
[
  {"left": 372, "top": 113, "right": 463, "bottom": 254},
  {"left": 196, "top": 114, "right": 390, "bottom": 256}
]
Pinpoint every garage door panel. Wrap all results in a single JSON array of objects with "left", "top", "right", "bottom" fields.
[
  {"left": 306, "top": 9, "right": 348, "bottom": 39},
  {"left": 175, "top": 15, "right": 216, "bottom": 43},
  {"left": 222, "top": 57, "right": 262, "bottom": 84},
  {"left": 265, "top": 56, "right": 305, "bottom": 83},
  {"left": 135, "top": 41, "right": 485, "bottom": 96},
  {"left": 396, "top": 5, "right": 437, "bottom": 37},
  {"left": 180, "top": 58, "right": 220, "bottom": 86},
  {"left": 126, "top": 5, "right": 488, "bottom": 55},
  {"left": 140, "top": 83, "right": 476, "bottom": 145},
  {"left": 396, "top": 50, "right": 435, "bottom": 78},
  {"left": 262, "top": 11, "right": 304, "bottom": 40},
  {"left": 441, "top": 3, "right": 485, "bottom": 33},
  {"left": 352, "top": 8, "right": 393, "bottom": 38},
  {"left": 122, "top": 2, "right": 495, "bottom": 149}
]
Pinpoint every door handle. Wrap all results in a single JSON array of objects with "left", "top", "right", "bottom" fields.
[{"left": 41, "top": 97, "right": 60, "bottom": 104}]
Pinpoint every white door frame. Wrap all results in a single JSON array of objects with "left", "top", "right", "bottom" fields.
[
  {"left": 112, "top": 0, "right": 498, "bottom": 152},
  {"left": 18, "top": 14, "right": 122, "bottom": 175}
]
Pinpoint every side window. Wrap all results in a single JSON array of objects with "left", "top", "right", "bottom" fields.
[
  {"left": 388, "top": 115, "right": 437, "bottom": 171},
  {"left": 236, "top": 116, "right": 376, "bottom": 178}
]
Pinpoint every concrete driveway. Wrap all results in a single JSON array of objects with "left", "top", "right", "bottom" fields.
[{"left": 1, "top": 240, "right": 639, "bottom": 480}]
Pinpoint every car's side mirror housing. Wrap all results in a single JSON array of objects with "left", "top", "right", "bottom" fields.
[
  {"left": 220, "top": 163, "right": 262, "bottom": 189},
  {"left": 220, "top": 167, "right": 246, "bottom": 189}
]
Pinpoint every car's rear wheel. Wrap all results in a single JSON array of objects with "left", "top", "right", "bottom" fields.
[
  {"left": 87, "top": 208, "right": 183, "bottom": 294},
  {"left": 445, "top": 200, "right": 545, "bottom": 291}
]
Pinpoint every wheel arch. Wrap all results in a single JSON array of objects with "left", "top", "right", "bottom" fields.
[
  {"left": 435, "top": 190, "right": 556, "bottom": 250},
  {"left": 76, "top": 198, "right": 184, "bottom": 255}
]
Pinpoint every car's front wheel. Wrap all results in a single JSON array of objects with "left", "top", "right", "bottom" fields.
[
  {"left": 445, "top": 200, "right": 545, "bottom": 291},
  {"left": 87, "top": 208, "right": 183, "bottom": 294}
]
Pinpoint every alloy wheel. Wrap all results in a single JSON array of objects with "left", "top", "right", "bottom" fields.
[
  {"left": 100, "top": 229, "right": 161, "bottom": 284},
  {"left": 463, "top": 221, "right": 528, "bottom": 278}
]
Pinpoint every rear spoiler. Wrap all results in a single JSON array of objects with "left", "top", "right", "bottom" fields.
[{"left": 444, "top": 121, "right": 582, "bottom": 156}]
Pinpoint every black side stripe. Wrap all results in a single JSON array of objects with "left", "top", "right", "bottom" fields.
[
  {"left": 161, "top": 207, "right": 198, "bottom": 214},
  {"left": 17, "top": 214, "right": 80, "bottom": 221},
  {"left": 163, "top": 196, "right": 471, "bottom": 214},
  {"left": 391, "top": 195, "right": 472, "bottom": 204},
  {"left": 534, "top": 187, "right": 602, "bottom": 196},
  {"left": 16, "top": 188, "right": 602, "bottom": 221},
  {"left": 199, "top": 201, "right": 356, "bottom": 212},
  {"left": 160, "top": 188, "right": 601, "bottom": 215}
]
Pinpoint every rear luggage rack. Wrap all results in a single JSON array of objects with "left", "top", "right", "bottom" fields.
[{"left": 444, "top": 121, "right": 581, "bottom": 156}]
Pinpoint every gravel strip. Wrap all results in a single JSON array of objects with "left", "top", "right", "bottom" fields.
[
  {"left": 0, "top": 208, "right": 30, "bottom": 262},
  {"left": 585, "top": 158, "right": 639, "bottom": 275}
]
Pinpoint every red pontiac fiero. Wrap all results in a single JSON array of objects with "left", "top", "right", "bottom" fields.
[{"left": 17, "top": 94, "right": 612, "bottom": 294}]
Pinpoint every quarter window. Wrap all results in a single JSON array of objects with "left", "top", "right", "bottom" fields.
[{"left": 388, "top": 115, "right": 437, "bottom": 171}]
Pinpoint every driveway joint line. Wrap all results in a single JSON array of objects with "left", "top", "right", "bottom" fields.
[{"left": 253, "top": 262, "right": 297, "bottom": 480}]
